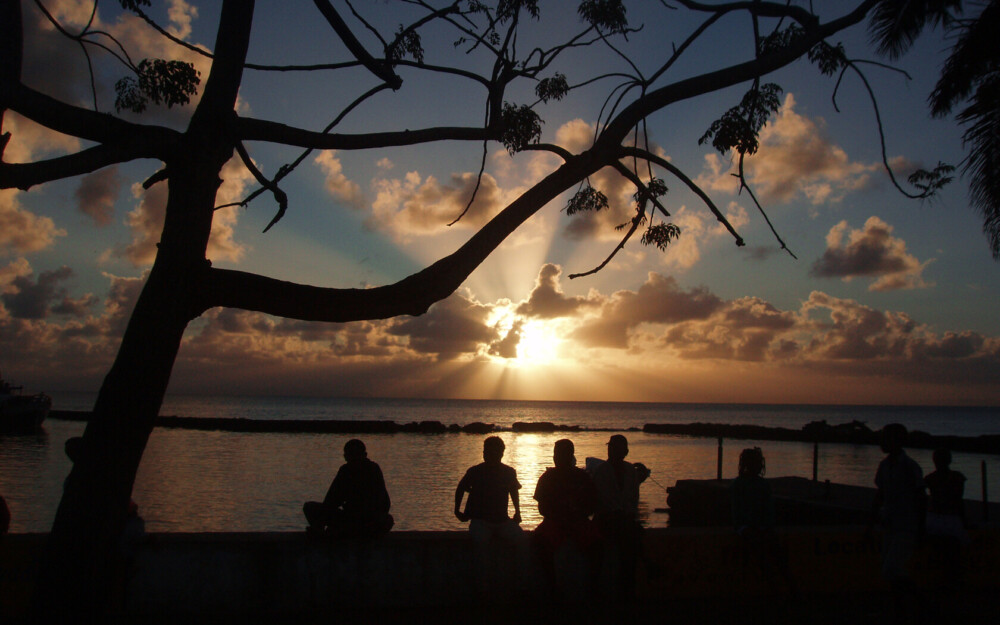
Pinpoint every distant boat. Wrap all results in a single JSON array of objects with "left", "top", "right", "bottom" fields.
[{"left": 0, "top": 374, "right": 51, "bottom": 433}]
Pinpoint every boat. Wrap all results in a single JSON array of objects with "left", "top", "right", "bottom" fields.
[{"left": 0, "top": 373, "right": 51, "bottom": 433}]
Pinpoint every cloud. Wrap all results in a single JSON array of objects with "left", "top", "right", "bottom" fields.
[
  {"left": 697, "top": 93, "right": 881, "bottom": 206},
  {"left": 75, "top": 167, "right": 122, "bottom": 225},
  {"left": 572, "top": 272, "right": 723, "bottom": 348},
  {"left": 315, "top": 151, "right": 366, "bottom": 209},
  {"left": 515, "top": 263, "right": 591, "bottom": 318},
  {"left": 0, "top": 190, "right": 67, "bottom": 255},
  {"left": 120, "top": 156, "right": 252, "bottom": 266},
  {"left": 1, "top": 266, "right": 78, "bottom": 319},
  {"left": 387, "top": 291, "right": 501, "bottom": 359},
  {"left": 369, "top": 170, "right": 508, "bottom": 241},
  {"left": 810, "top": 217, "right": 932, "bottom": 291}
]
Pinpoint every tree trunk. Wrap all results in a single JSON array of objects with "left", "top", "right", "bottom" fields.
[{"left": 31, "top": 3, "right": 252, "bottom": 620}]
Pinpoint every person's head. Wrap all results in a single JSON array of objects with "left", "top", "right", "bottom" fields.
[
  {"left": 933, "top": 448, "right": 953, "bottom": 471},
  {"left": 483, "top": 436, "right": 505, "bottom": 464},
  {"left": 343, "top": 439, "right": 367, "bottom": 463},
  {"left": 607, "top": 434, "right": 629, "bottom": 462},
  {"left": 738, "top": 447, "right": 765, "bottom": 478},
  {"left": 553, "top": 439, "right": 575, "bottom": 468},
  {"left": 64, "top": 436, "right": 86, "bottom": 463},
  {"left": 880, "top": 423, "right": 908, "bottom": 455}
]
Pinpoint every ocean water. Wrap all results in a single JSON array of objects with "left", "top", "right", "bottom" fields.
[{"left": 1, "top": 395, "right": 997, "bottom": 533}]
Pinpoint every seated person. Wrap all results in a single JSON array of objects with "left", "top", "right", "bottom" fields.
[
  {"left": 304, "top": 439, "right": 393, "bottom": 539},
  {"left": 455, "top": 436, "right": 522, "bottom": 539}
]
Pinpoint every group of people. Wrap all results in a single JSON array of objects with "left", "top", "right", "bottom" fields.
[
  {"left": 302, "top": 424, "right": 969, "bottom": 607},
  {"left": 303, "top": 435, "right": 650, "bottom": 598}
]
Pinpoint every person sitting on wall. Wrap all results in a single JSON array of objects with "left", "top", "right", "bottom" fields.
[
  {"left": 455, "top": 435, "right": 523, "bottom": 539},
  {"left": 304, "top": 439, "right": 394, "bottom": 539},
  {"left": 924, "top": 448, "right": 967, "bottom": 590}
]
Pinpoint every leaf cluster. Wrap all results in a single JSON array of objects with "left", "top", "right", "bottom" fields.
[
  {"left": 566, "top": 185, "right": 609, "bottom": 215},
  {"left": 633, "top": 177, "right": 667, "bottom": 211},
  {"left": 699, "top": 83, "right": 783, "bottom": 156},
  {"left": 761, "top": 25, "right": 847, "bottom": 77},
  {"left": 496, "top": 0, "right": 540, "bottom": 22},
  {"left": 114, "top": 59, "right": 200, "bottom": 114},
  {"left": 499, "top": 102, "right": 543, "bottom": 154},
  {"left": 868, "top": 0, "right": 962, "bottom": 59},
  {"left": 536, "top": 73, "right": 569, "bottom": 103},
  {"left": 578, "top": 0, "right": 628, "bottom": 34},
  {"left": 640, "top": 223, "right": 681, "bottom": 251},
  {"left": 907, "top": 162, "right": 955, "bottom": 195},
  {"left": 388, "top": 26, "right": 424, "bottom": 64}
]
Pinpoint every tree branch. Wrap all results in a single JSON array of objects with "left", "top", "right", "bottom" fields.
[
  {"left": 0, "top": 143, "right": 148, "bottom": 190},
  {"left": 235, "top": 117, "right": 494, "bottom": 150},
  {"left": 312, "top": 0, "right": 402, "bottom": 89},
  {"left": 200, "top": 151, "right": 607, "bottom": 319},
  {"left": 620, "top": 146, "right": 745, "bottom": 246},
  {"left": 0, "top": 80, "right": 181, "bottom": 153}
]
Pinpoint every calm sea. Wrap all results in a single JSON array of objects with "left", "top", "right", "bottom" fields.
[{"left": 2, "top": 394, "right": 997, "bottom": 533}]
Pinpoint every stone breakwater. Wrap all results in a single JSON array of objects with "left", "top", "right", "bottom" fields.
[{"left": 48, "top": 411, "right": 1000, "bottom": 454}]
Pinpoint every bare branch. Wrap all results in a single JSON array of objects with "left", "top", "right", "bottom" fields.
[
  {"left": 0, "top": 143, "right": 148, "bottom": 190},
  {"left": 312, "top": 0, "right": 402, "bottom": 89},
  {"left": 236, "top": 116, "right": 494, "bottom": 150},
  {"left": 620, "top": 146, "right": 745, "bottom": 246}
]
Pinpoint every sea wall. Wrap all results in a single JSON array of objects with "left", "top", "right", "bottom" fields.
[{"left": 2, "top": 526, "right": 998, "bottom": 621}]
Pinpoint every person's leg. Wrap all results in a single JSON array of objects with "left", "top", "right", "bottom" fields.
[{"left": 303, "top": 501, "right": 327, "bottom": 529}]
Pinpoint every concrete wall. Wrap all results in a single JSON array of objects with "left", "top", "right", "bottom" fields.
[{"left": 2, "top": 527, "right": 998, "bottom": 620}]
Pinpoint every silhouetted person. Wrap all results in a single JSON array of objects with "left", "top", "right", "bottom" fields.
[
  {"left": 869, "top": 423, "right": 925, "bottom": 623},
  {"left": 304, "top": 439, "right": 393, "bottom": 539},
  {"left": 731, "top": 447, "right": 774, "bottom": 534},
  {"left": 1, "top": 494, "right": 9, "bottom": 539},
  {"left": 591, "top": 434, "right": 648, "bottom": 600},
  {"left": 455, "top": 435, "right": 522, "bottom": 536},
  {"left": 731, "top": 447, "right": 794, "bottom": 603},
  {"left": 455, "top": 436, "right": 523, "bottom": 598},
  {"left": 924, "top": 448, "right": 967, "bottom": 592},
  {"left": 533, "top": 438, "right": 600, "bottom": 599}
]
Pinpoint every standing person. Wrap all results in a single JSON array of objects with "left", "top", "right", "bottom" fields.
[
  {"left": 924, "top": 448, "right": 967, "bottom": 590},
  {"left": 869, "top": 423, "right": 926, "bottom": 621},
  {"left": 590, "top": 434, "right": 649, "bottom": 600},
  {"left": 304, "top": 439, "right": 393, "bottom": 539},
  {"left": 454, "top": 436, "right": 523, "bottom": 597},
  {"left": 533, "top": 438, "right": 600, "bottom": 595},
  {"left": 731, "top": 447, "right": 795, "bottom": 602}
]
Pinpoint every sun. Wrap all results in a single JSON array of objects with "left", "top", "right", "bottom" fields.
[{"left": 516, "top": 319, "right": 563, "bottom": 365}]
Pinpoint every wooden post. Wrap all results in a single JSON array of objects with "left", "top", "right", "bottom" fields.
[
  {"left": 983, "top": 461, "right": 989, "bottom": 522},
  {"left": 717, "top": 437, "right": 723, "bottom": 480},
  {"left": 813, "top": 441, "right": 819, "bottom": 482}
]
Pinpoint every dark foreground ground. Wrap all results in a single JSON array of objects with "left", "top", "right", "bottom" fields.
[{"left": 92, "top": 590, "right": 997, "bottom": 625}]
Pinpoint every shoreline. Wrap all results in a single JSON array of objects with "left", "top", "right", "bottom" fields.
[{"left": 48, "top": 410, "right": 1000, "bottom": 454}]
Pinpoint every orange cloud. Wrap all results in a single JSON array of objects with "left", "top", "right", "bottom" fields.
[{"left": 697, "top": 93, "right": 881, "bottom": 206}]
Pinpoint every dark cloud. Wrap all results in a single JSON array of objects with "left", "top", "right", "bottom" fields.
[
  {"left": 572, "top": 273, "right": 722, "bottom": 348},
  {"left": 489, "top": 320, "right": 522, "bottom": 359},
  {"left": 387, "top": 293, "right": 500, "bottom": 359},
  {"left": 1, "top": 266, "right": 74, "bottom": 319},
  {"left": 75, "top": 168, "right": 121, "bottom": 225},
  {"left": 810, "top": 217, "right": 929, "bottom": 291},
  {"left": 515, "top": 263, "right": 590, "bottom": 319}
]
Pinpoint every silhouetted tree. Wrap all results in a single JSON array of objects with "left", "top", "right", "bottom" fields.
[
  {"left": 869, "top": 0, "right": 1000, "bottom": 258},
  {"left": 0, "top": 0, "right": 968, "bottom": 620}
]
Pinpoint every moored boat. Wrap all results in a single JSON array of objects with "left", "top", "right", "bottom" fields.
[{"left": 0, "top": 373, "right": 51, "bottom": 433}]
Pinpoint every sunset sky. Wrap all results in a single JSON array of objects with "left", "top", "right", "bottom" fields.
[{"left": 2, "top": 1, "right": 998, "bottom": 405}]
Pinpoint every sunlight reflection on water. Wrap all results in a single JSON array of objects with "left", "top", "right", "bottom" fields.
[{"left": 3, "top": 419, "right": 998, "bottom": 533}]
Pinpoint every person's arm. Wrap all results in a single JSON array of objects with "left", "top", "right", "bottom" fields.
[
  {"left": 454, "top": 472, "right": 470, "bottom": 522},
  {"left": 323, "top": 466, "right": 347, "bottom": 509},
  {"left": 510, "top": 483, "right": 522, "bottom": 524}
]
